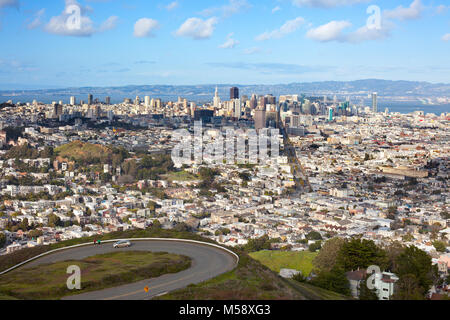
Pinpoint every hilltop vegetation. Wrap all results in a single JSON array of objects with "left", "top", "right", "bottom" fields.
[
  {"left": 249, "top": 250, "right": 317, "bottom": 276},
  {"left": 54, "top": 141, "right": 120, "bottom": 165}
]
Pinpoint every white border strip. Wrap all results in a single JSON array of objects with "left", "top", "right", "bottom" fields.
[{"left": 0, "top": 238, "right": 239, "bottom": 276}]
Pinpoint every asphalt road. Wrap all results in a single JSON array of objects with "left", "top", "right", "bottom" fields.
[{"left": 22, "top": 240, "right": 238, "bottom": 300}]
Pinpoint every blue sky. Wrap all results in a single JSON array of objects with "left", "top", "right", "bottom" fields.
[{"left": 0, "top": 0, "right": 449, "bottom": 89}]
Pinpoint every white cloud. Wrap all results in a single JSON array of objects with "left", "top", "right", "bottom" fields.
[
  {"left": 306, "top": 16, "right": 392, "bottom": 43},
  {"left": 27, "top": 9, "right": 45, "bottom": 30},
  {"left": 166, "top": 1, "right": 179, "bottom": 11},
  {"left": 99, "top": 15, "right": 118, "bottom": 32},
  {"left": 384, "top": 0, "right": 423, "bottom": 21},
  {"left": 175, "top": 17, "right": 218, "bottom": 40},
  {"left": 200, "top": 0, "right": 250, "bottom": 18},
  {"left": 219, "top": 33, "right": 239, "bottom": 48},
  {"left": 256, "top": 17, "right": 305, "bottom": 41},
  {"left": 345, "top": 24, "right": 390, "bottom": 43},
  {"left": 242, "top": 47, "right": 262, "bottom": 55},
  {"left": 133, "top": 18, "right": 159, "bottom": 38},
  {"left": 272, "top": 6, "right": 281, "bottom": 13},
  {"left": 443, "top": 34, "right": 450, "bottom": 41},
  {"left": 306, "top": 20, "right": 351, "bottom": 42},
  {"left": 44, "top": 0, "right": 117, "bottom": 37},
  {"left": 0, "top": 0, "right": 19, "bottom": 9},
  {"left": 436, "top": 5, "right": 449, "bottom": 14},
  {"left": 292, "top": 0, "right": 370, "bottom": 8}
]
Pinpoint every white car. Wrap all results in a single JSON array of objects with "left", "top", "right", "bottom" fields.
[{"left": 113, "top": 240, "right": 132, "bottom": 248}]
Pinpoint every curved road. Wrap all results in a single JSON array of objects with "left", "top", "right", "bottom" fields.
[{"left": 21, "top": 240, "right": 238, "bottom": 300}]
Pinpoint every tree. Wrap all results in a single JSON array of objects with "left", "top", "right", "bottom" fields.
[
  {"left": 47, "top": 213, "right": 62, "bottom": 228},
  {"left": 311, "top": 266, "right": 351, "bottom": 296},
  {"left": 392, "top": 274, "right": 424, "bottom": 300},
  {"left": 309, "top": 241, "right": 322, "bottom": 252},
  {"left": 441, "top": 210, "right": 450, "bottom": 220},
  {"left": 28, "top": 229, "right": 43, "bottom": 239},
  {"left": 0, "top": 232, "right": 5, "bottom": 247},
  {"left": 306, "top": 231, "right": 323, "bottom": 241},
  {"left": 393, "top": 246, "right": 436, "bottom": 299},
  {"left": 19, "top": 218, "right": 29, "bottom": 231},
  {"left": 432, "top": 241, "right": 447, "bottom": 253},
  {"left": 383, "top": 241, "right": 405, "bottom": 272},
  {"left": 336, "top": 238, "right": 389, "bottom": 271},
  {"left": 152, "top": 219, "right": 161, "bottom": 229},
  {"left": 359, "top": 276, "right": 379, "bottom": 300},
  {"left": 313, "top": 237, "right": 345, "bottom": 273},
  {"left": 243, "top": 235, "right": 277, "bottom": 252},
  {"left": 173, "top": 222, "right": 190, "bottom": 232}
]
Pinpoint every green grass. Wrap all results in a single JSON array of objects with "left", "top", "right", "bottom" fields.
[
  {"left": 55, "top": 141, "right": 112, "bottom": 163},
  {"left": 249, "top": 250, "right": 317, "bottom": 276},
  {"left": 0, "top": 251, "right": 191, "bottom": 300},
  {"left": 163, "top": 170, "right": 199, "bottom": 182},
  {"left": 157, "top": 252, "right": 307, "bottom": 300},
  {"left": 157, "top": 249, "right": 350, "bottom": 301},
  {"left": 0, "top": 228, "right": 215, "bottom": 274},
  {"left": 284, "top": 280, "right": 350, "bottom": 300}
]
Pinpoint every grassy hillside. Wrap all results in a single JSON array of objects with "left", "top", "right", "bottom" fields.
[
  {"left": 0, "top": 251, "right": 190, "bottom": 300},
  {"left": 157, "top": 252, "right": 308, "bottom": 300},
  {"left": 55, "top": 141, "right": 113, "bottom": 163},
  {"left": 157, "top": 249, "right": 350, "bottom": 301},
  {"left": 249, "top": 250, "right": 317, "bottom": 276},
  {"left": 0, "top": 228, "right": 349, "bottom": 300}
]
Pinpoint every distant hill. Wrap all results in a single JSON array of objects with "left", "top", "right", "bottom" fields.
[{"left": 1, "top": 79, "right": 449, "bottom": 105}]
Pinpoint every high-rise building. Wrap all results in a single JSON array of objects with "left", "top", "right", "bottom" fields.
[
  {"left": 135, "top": 96, "right": 140, "bottom": 105},
  {"left": 372, "top": 92, "right": 378, "bottom": 113},
  {"left": 88, "top": 94, "right": 93, "bottom": 106},
  {"left": 105, "top": 96, "right": 111, "bottom": 105},
  {"left": 233, "top": 99, "right": 241, "bottom": 119},
  {"left": 254, "top": 109, "right": 266, "bottom": 131},
  {"left": 70, "top": 96, "right": 76, "bottom": 105},
  {"left": 145, "top": 96, "right": 151, "bottom": 107},
  {"left": 213, "top": 86, "right": 221, "bottom": 109},
  {"left": 259, "top": 96, "right": 267, "bottom": 109},
  {"left": 250, "top": 94, "right": 257, "bottom": 109},
  {"left": 54, "top": 104, "right": 63, "bottom": 117},
  {"left": 230, "top": 87, "right": 239, "bottom": 100},
  {"left": 328, "top": 107, "right": 334, "bottom": 122},
  {"left": 266, "top": 94, "right": 276, "bottom": 105}
]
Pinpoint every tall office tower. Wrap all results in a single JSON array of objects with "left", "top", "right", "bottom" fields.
[
  {"left": 135, "top": 96, "right": 140, "bottom": 105},
  {"left": 70, "top": 96, "right": 76, "bottom": 105},
  {"left": 230, "top": 87, "right": 239, "bottom": 100},
  {"left": 328, "top": 107, "right": 334, "bottom": 122},
  {"left": 254, "top": 109, "right": 266, "bottom": 131},
  {"left": 54, "top": 104, "right": 63, "bottom": 117},
  {"left": 213, "top": 86, "right": 221, "bottom": 109},
  {"left": 372, "top": 92, "right": 378, "bottom": 113},
  {"left": 250, "top": 94, "right": 257, "bottom": 109},
  {"left": 105, "top": 96, "right": 111, "bottom": 105},
  {"left": 144, "top": 96, "right": 151, "bottom": 107},
  {"left": 88, "top": 94, "right": 93, "bottom": 106},
  {"left": 233, "top": 99, "right": 241, "bottom": 119},
  {"left": 324, "top": 95, "right": 327, "bottom": 104},
  {"left": 259, "top": 96, "right": 267, "bottom": 109},
  {"left": 266, "top": 94, "right": 276, "bottom": 105}
]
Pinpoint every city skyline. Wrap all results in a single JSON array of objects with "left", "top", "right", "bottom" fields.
[{"left": 0, "top": 0, "right": 449, "bottom": 89}]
